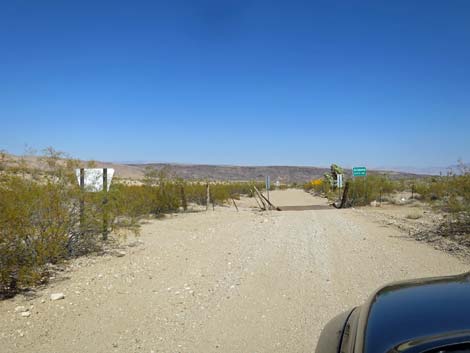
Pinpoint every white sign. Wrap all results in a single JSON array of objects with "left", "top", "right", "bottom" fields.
[
  {"left": 337, "top": 174, "right": 343, "bottom": 188},
  {"left": 75, "top": 168, "right": 114, "bottom": 192}
]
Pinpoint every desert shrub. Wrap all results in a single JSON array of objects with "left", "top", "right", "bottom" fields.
[
  {"left": 386, "top": 170, "right": 470, "bottom": 239},
  {"left": 142, "top": 167, "right": 181, "bottom": 213},
  {"left": 393, "top": 179, "right": 408, "bottom": 192},
  {"left": 0, "top": 170, "right": 80, "bottom": 293},
  {"left": 347, "top": 175, "right": 397, "bottom": 206},
  {"left": 0, "top": 150, "right": 8, "bottom": 171},
  {"left": 427, "top": 174, "right": 469, "bottom": 235},
  {"left": 209, "top": 184, "right": 232, "bottom": 205},
  {"left": 184, "top": 183, "right": 208, "bottom": 205},
  {"left": 0, "top": 149, "right": 141, "bottom": 295},
  {"left": 304, "top": 178, "right": 330, "bottom": 194},
  {"left": 111, "top": 184, "right": 154, "bottom": 218},
  {"left": 414, "top": 174, "right": 469, "bottom": 204},
  {"left": 414, "top": 179, "right": 448, "bottom": 201},
  {"left": 303, "top": 183, "right": 313, "bottom": 192},
  {"left": 316, "top": 179, "right": 330, "bottom": 194},
  {"left": 183, "top": 181, "right": 264, "bottom": 206},
  {"left": 154, "top": 182, "right": 181, "bottom": 213}
]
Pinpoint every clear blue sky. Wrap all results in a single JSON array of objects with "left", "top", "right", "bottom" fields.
[{"left": 1, "top": 1, "right": 469, "bottom": 167}]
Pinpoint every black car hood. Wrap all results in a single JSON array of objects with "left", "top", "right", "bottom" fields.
[{"left": 359, "top": 272, "right": 470, "bottom": 353}]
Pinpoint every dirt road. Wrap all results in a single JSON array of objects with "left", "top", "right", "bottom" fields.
[{"left": 1, "top": 189, "right": 468, "bottom": 353}]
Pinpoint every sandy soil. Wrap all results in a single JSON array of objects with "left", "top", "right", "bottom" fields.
[
  {"left": 1, "top": 189, "right": 468, "bottom": 353},
  {"left": 352, "top": 199, "right": 470, "bottom": 258}
]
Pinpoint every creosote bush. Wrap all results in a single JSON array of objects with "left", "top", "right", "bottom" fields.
[
  {"left": 347, "top": 175, "right": 397, "bottom": 206},
  {"left": 304, "top": 178, "right": 330, "bottom": 195},
  {"left": 415, "top": 173, "right": 470, "bottom": 238},
  {"left": 0, "top": 151, "right": 84, "bottom": 294}
]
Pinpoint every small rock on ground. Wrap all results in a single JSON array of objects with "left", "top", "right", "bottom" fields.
[{"left": 50, "top": 293, "right": 65, "bottom": 301}]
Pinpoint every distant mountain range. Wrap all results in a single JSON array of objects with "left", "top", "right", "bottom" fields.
[
  {"left": 372, "top": 164, "right": 470, "bottom": 176},
  {"left": 124, "top": 163, "right": 424, "bottom": 183},
  {"left": 5, "top": 153, "right": 464, "bottom": 183}
]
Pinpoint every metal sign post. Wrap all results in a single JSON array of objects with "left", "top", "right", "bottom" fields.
[
  {"left": 76, "top": 168, "right": 114, "bottom": 240},
  {"left": 75, "top": 168, "right": 114, "bottom": 192},
  {"left": 337, "top": 174, "right": 343, "bottom": 200},
  {"left": 102, "top": 168, "right": 108, "bottom": 240},
  {"left": 79, "top": 168, "right": 85, "bottom": 234},
  {"left": 337, "top": 174, "right": 343, "bottom": 188},
  {"left": 352, "top": 167, "right": 367, "bottom": 204}
]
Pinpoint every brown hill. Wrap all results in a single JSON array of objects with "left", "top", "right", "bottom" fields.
[
  {"left": 2, "top": 153, "right": 424, "bottom": 183},
  {"left": 127, "top": 163, "right": 423, "bottom": 183}
]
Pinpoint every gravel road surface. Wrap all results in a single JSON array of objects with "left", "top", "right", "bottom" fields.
[{"left": 1, "top": 189, "right": 467, "bottom": 353}]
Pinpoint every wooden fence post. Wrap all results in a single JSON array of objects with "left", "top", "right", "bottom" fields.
[
  {"left": 254, "top": 187, "right": 267, "bottom": 210},
  {"left": 251, "top": 188, "right": 265, "bottom": 210},
  {"left": 102, "top": 168, "right": 108, "bottom": 240},
  {"left": 339, "top": 181, "right": 350, "bottom": 209},
  {"left": 80, "top": 168, "right": 85, "bottom": 234},
  {"left": 180, "top": 185, "right": 187, "bottom": 211},
  {"left": 231, "top": 196, "right": 239, "bottom": 212},
  {"left": 254, "top": 186, "right": 281, "bottom": 211}
]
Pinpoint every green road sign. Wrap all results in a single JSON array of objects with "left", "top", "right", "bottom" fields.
[{"left": 352, "top": 167, "right": 367, "bottom": 177}]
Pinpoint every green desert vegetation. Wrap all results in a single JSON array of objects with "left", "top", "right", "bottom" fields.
[
  {"left": 0, "top": 149, "right": 263, "bottom": 296},
  {"left": 304, "top": 162, "right": 470, "bottom": 242},
  {"left": 346, "top": 174, "right": 398, "bottom": 206},
  {"left": 413, "top": 171, "right": 470, "bottom": 239},
  {"left": 304, "top": 164, "right": 399, "bottom": 205}
]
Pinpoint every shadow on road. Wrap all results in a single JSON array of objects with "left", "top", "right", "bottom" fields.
[{"left": 278, "top": 205, "right": 332, "bottom": 211}]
